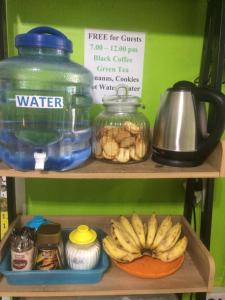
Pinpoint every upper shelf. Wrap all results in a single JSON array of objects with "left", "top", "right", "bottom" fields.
[{"left": 0, "top": 140, "right": 224, "bottom": 179}]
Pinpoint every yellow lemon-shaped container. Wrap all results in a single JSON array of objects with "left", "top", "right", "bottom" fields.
[{"left": 66, "top": 225, "right": 101, "bottom": 270}]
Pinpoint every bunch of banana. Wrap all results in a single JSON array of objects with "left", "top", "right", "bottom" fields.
[{"left": 102, "top": 213, "right": 188, "bottom": 263}]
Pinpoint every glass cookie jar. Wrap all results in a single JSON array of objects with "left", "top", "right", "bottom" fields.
[{"left": 93, "top": 86, "right": 150, "bottom": 163}]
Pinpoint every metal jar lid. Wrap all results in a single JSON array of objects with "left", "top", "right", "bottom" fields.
[{"left": 37, "top": 223, "right": 61, "bottom": 245}]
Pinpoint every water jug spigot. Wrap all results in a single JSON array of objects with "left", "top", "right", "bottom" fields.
[{"left": 34, "top": 152, "right": 47, "bottom": 170}]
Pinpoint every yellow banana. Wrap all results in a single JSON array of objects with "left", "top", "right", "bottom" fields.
[
  {"left": 154, "top": 222, "right": 181, "bottom": 253},
  {"left": 144, "top": 223, "right": 147, "bottom": 237},
  {"left": 131, "top": 213, "right": 146, "bottom": 248},
  {"left": 151, "top": 216, "right": 172, "bottom": 249},
  {"left": 112, "top": 224, "right": 140, "bottom": 254},
  {"left": 110, "top": 225, "right": 121, "bottom": 246},
  {"left": 103, "top": 235, "right": 136, "bottom": 263},
  {"left": 110, "top": 219, "right": 124, "bottom": 231},
  {"left": 146, "top": 213, "right": 158, "bottom": 249},
  {"left": 111, "top": 219, "right": 139, "bottom": 249},
  {"left": 152, "top": 236, "right": 188, "bottom": 262},
  {"left": 121, "top": 252, "right": 142, "bottom": 262},
  {"left": 119, "top": 215, "right": 141, "bottom": 248}
]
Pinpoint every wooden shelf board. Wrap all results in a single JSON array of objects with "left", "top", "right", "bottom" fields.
[
  {"left": 0, "top": 215, "right": 214, "bottom": 297},
  {"left": 0, "top": 258, "right": 207, "bottom": 297},
  {"left": 0, "top": 158, "right": 220, "bottom": 179},
  {"left": 0, "top": 140, "right": 223, "bottom": 179}
]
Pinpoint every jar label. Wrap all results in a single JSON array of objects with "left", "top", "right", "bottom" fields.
[
  {"left": 16, "top": 95, "right": 64, "bottom": 109},
  {"left": 36, "top": 249, "right": 60, "bottom": 270},
  {"left": 11, "top": 247, "right": 34, "bottom": 271}
]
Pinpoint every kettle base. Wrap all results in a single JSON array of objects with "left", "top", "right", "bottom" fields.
[{"left": 152, "top": 149, "right": 203, "bottom": 168}]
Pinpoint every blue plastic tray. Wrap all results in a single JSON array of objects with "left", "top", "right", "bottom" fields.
[{"left": 0, "top": 228, "right": 109, "bottom": 285}]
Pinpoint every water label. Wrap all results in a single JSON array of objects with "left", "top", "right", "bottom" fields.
[{"left": 16, "top": 95, "right": 64, "bottom": 109}]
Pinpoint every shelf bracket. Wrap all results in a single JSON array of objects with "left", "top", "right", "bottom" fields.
[{"left": 183, "top": 178, "right": 203, "bottom": 225}]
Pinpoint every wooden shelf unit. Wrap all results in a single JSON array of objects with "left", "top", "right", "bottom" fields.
[
  {"left": 0, "top": 141, "right": 223, "bottom": 297},
  {"left": 0, "top": 215, "right": 215, "bottom": 297},
  {"left": 0, "top": 142, "right": 223, "bottom": 296}
]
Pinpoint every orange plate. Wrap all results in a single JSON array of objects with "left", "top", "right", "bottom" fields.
[{"left": 113, "top": 255, "right": 184, "bottom": 279}]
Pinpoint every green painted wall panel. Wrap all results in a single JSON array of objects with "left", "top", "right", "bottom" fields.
[
  {"left": 25, "top": 179, "right": 184, "bottom": 215},
  {"left": 5, "top": 0, "right": 225, "bottom": 287}
]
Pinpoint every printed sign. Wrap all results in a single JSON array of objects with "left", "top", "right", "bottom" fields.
[
  {"left": 84, "top": 29, "right": 145, "bottom": 103},
  {"left": 16, "top": 95, "right": 64, "bottom": 109}
]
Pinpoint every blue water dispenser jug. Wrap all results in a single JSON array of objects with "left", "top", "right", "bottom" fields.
[{"left": 0, "top": 27, "right": 93, "bottom": 171}]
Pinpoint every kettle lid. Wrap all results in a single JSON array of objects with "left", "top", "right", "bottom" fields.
[{"left": 169, "top": 81, "right": 196, "bottom": 91}]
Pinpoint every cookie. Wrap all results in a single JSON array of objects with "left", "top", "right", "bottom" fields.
[
  {"left": 100, "top": 135, "right": 114, "bottom": 146},
  {"left": 135, "top": 139, "right": 147, "bottom": 158},
  {"left": 123, "top": 121, "right": 141, "bottom": 135},
  {"left": 103, "top": 150, "right": 114, "bottom": 160},
  {"left": 103, "top": 140, "right": 119, "bottom": 158},
  {"left": 120, "top": 136, "right": 136, "bottom": 148},
  {"left": 130, "top": 146, "right": 141, "bottom": 161},
  {"left": 115, "top": 148, "right": 130, "bottom": 163},
  {"left": 115, "top": 129, "right": 131, "bottom": 143},
  {"left": 107, "top": 126, "right": 120, "bottom": 138}
]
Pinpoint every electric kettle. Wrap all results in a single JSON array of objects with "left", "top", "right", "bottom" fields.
[{"left": 152, "top": 81, "right": 225, "bottom": 167}]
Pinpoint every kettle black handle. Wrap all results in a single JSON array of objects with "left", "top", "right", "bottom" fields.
[{"left": 193, "top": 87, "right": 225, "bottom": 156}]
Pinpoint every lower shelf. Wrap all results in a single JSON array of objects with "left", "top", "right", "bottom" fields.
[{"left": 0, "top": 215, "right": 215, "bottom": 297}]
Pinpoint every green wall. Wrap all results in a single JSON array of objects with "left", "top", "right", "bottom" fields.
[{"left": 5, "top": 0, "right": 225, "bottom": 286}]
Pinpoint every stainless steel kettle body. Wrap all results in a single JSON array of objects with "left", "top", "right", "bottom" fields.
[{"left": 152, "top": 81, "right": 225, "bottom": 167}]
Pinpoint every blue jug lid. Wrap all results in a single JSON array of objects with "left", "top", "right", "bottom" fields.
[{"left": 15, "top": 26, "right": 73, "bottom": 53}]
